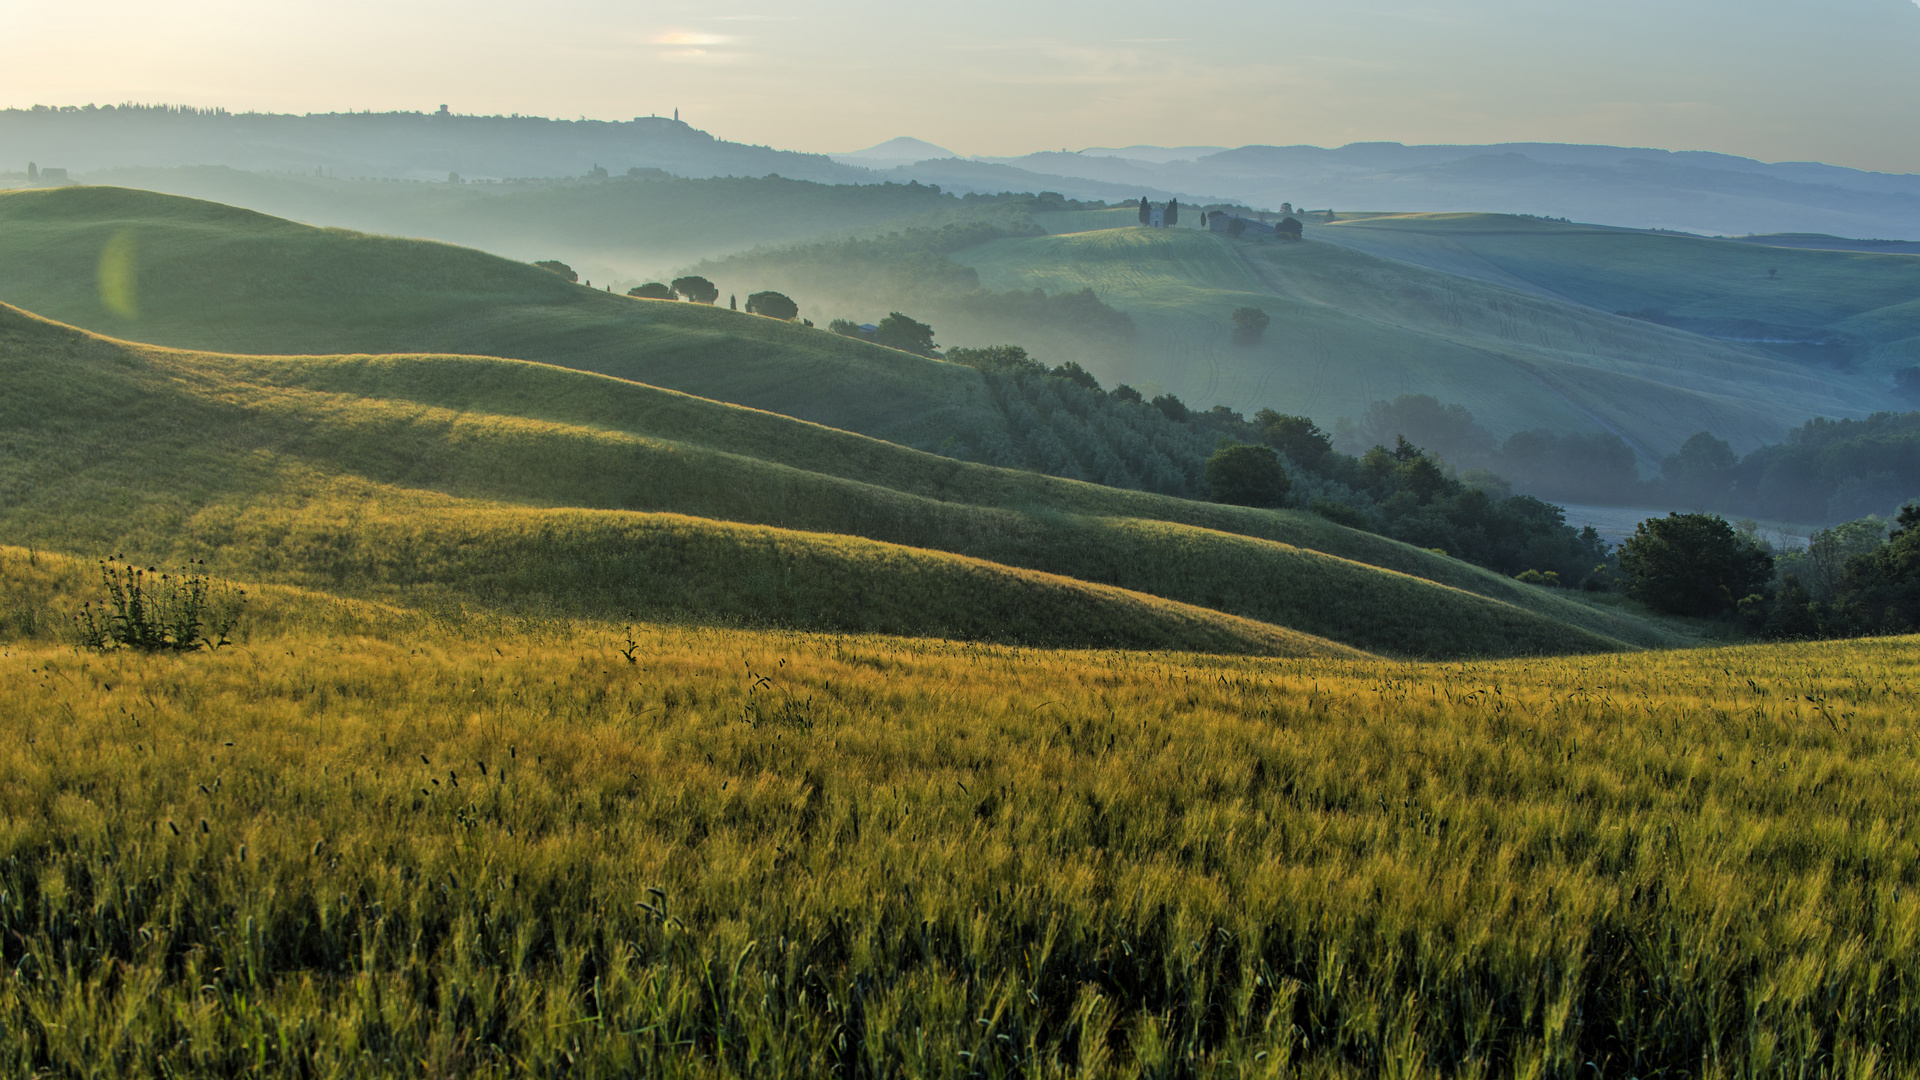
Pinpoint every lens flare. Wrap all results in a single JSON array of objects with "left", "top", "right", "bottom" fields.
[{"left": 98, "top": 230, "right": 138, "bottom": 318}]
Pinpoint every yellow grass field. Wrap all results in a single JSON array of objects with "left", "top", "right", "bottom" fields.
[{"left": 4, "top": 548, "right": 1917, "bottom": 1077}]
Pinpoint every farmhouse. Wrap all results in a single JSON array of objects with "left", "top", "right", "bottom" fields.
[{"left": 1207, "top": 213, "right": 1276, "bottom": 238}]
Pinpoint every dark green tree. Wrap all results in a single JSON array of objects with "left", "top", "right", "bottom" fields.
[
  {"left": 1050, "top": 361, "right": 1103, "bottom": 392},
  {"left": 827, "top": 319, "right": 863, "bottom": 337},
  {"left": 745, "top": 291, "right": 799, "bottom": 320},
  {"left": 670, "top": 275, "right": 720, "bottom": 304},
  {"left": 1111, "top": 384, "right": 1144, "bottom": 404},
  {"left": 1277, "top": 217, "right": 1303, "bottom": 241},
  {"left": 1254, "top": 410, "right": 1332, "bottom": 471},
  {"left": 874, "top": 312, "right": 937, "bottom": 355},
  {"left": 1230, "top": 306, "right": 1270, "bottom": 345},
  {"left": 627, "top": 282, "right": 675, "bottom": 300},
  {"left": 1618, "top": 512, "right": 1774, "bottom": 617},
  {"left": 534, "top": 260, "right": 578, "bottom": 283},
  {"left": 1205, "top": 445, "right": 1291, "bottom": 508},
  {"left": 1661, "top": 431, "right": 1736, "bottom": 505},
  {"left": 1836, "top": 502, "right": 1920, "bottom": 632},
  {"left": 1138, "top": 197, "right": 1151, "bottom": 225},
  {"left": 1165, "top": 198, "right": 1179, "bottom": 226},
  {"left": 1151, "top": 394, "right": 1190, "bottom": 423}
]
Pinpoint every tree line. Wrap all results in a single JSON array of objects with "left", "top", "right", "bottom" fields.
[
  {"left": 1613, "top": 507, "right": 1920, "bottom": 638},
  {"left": 1338, "top": 394, "right": 1920, "bottom": 524}
]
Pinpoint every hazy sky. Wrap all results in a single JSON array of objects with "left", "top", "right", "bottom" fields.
[{"left": 5, "top": 0, "right": 1920, "bottom": 171}]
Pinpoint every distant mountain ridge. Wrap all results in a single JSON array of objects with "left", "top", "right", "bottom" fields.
[
  {"left": 0, "top": 104, "right": 878, "bottom": 184},
  {"left": 7, "top": 105, "right": 1920, "bottom": 237}
]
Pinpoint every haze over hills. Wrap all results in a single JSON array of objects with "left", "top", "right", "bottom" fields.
[
  {"left": 706, "top": 208, "right": 1899, "bottom": 458},
  {"left": 9, "top": 105, "right": 1920, "bottom": 238},
  {"left": 830, "top": 137, "right": 958, "bottom": 170}
]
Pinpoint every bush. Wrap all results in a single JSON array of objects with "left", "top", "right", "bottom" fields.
[
  {"left": 627, "top": 282, "right": 675, "bottom": 300},
  {"left": 874, "top": 312, "right": 937, "bottom": 355},
  {"left": 827, "top": 318, "right": 863, "bottom": 337},
  {"left": 1230, "top": 307, "right": 1270, "bottom": 345},
  {"left": 73, "top": 558, "right": 244, "bottom": 652},
  {"left": 1205, "top": 445, "right": 1291, "bottom": 508},
  {"left": 1310, "top": 497, "right": 1372, "bottom": 529},
  {"left": 1618, "top": 513, "right": 1773, "bottom": 618},
  {"left": 745, "top": 291, "right": 799, "bottom": 320},
  {"left": 533, "top": 260, "right": 578, "bottom": 283},
  {"left": 1514, "top": 569, "right": 1561, "bottom": 588}
]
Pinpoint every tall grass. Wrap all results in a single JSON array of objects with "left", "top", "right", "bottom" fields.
[{"left": 3, "top": 549, "right": 1917, "bottom": 1076}]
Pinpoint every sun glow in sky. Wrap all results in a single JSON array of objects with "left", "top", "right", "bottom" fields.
[{"left": 4, "top": 0, "right": 1919, "bottom": 170}]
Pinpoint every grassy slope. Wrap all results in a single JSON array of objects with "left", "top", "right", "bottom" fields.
[
  {"left": 0, "top": 185, "right": 1006, "bottom": 455},
  {"left": 1318, "top": 213, "right": 1920, "bottom": 379},
  {"left": 4, "top": 563, "right": 1917, "bottom": 1075},
  {"left": 951, "top": 224, "right": 1887, "bottom": 456},
  {"left": 0, "top": 304, "right": 1682, "bottom": 657}
]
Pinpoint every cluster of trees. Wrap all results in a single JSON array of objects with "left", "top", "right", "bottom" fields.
[
  {"left": 1336, "top": 394, "right": 1920, "bottom": 523},
  {"left": 1615, "top": 507, "right": 1920, "bottom": 638},
  {"left": 937, "top": 344, "right": 1610, "bottom": 582},
  {"left": 619, "top": 275, "right": 799, "bottom": 321},
  {"left": 829, "top": 313, "right": 938, "bottom": 355},
  {"left": 698, "top": 218, "right": 1136, "bottom": 352}
]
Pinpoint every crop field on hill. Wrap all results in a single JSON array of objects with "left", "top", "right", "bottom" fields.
[
  {"left": 3, "top": 548, "right": 1917, "bottom": 1078},
  {"left": 951, "top": 225, "right": 1886, "bottom": 457}
]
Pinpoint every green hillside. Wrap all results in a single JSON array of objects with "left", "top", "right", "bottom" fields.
[
  {"left": 1317, "top": 213, "right": 1920, "bottom": 380},
  {"left": 0, "top": 185, "right": 1007, "bottom": 454},
  {"left": 949, "top": 223, "right": 1889, "bottom": 457},
  {"left": 0, "top": 303, "right": 1686, "bottom": 657}
]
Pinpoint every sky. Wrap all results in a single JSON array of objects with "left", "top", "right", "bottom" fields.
[{"left": 4, "top": 0, "right": 1920, "bottom": 172}]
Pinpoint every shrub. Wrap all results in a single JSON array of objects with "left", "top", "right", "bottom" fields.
[
  {"left": 827, "top": 318, "right": 863, "bottom": 337},
  {"left": 1310, "top": 497, "right": 1372, "bottom": 529},
  {"left": 1205, "top": 444, "right": 1291, "bottom": 508},
  {"left": 745, "top": 291, "right": 799, "bottom": 320},
  {"left": 627, "top": 282, "right": 675, "bottom": 300},
  {"left": 533, "top": 260, "right": 578, "bottom": 283},
  {"left": 73, "top": 558, "right": 245, "bottom": 652},
  {"left": 1231, "top": 307, "right": 1270, "bottom": 345},
  {"left": 1514, "top": 569, "right": 1562, "bottom": 588}
]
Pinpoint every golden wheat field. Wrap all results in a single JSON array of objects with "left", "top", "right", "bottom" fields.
[{"left": 3, "top": 548, "right": 1918, "bottom": 1077}]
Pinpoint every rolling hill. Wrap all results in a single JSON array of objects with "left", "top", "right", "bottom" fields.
[
  {"left": 0, "top": 184, "right": 1008, "bottom": 455},
  {"left": 947, "top": 220, "right": 1893, "bottom": 457},
  {"left": 0, "top": 301, "right": 1687, "bottom": 658},
  {"left": 1314, "top": 213, "right": 1920, "bottom": 380}
]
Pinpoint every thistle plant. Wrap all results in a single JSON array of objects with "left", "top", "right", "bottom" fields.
[{"left": 73, "top": 556, "right": 246, "bottom": 652}]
